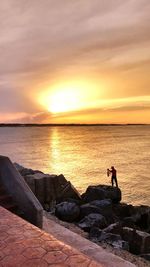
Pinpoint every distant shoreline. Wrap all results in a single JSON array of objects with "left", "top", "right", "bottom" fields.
[{"left": 0, "top": 123, "right": 149, "bottom": 127}]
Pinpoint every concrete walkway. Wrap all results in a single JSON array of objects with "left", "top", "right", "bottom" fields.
[
  {"left": 43, "top": 213, "right": 136, "bottom": 267},
  {"left": 0, "top": 206, "right": 136, "bottom": 267},
  {"left": 0, "top": 206, "right": 105, "bottom": 266}
]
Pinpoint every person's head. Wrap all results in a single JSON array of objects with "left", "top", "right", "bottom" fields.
[{"left": 111, "top": 166, "right": 114, "bottom": 170}]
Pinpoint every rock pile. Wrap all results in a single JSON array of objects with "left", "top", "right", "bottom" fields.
[
  {"left": 14, "top": 163, "right": 81, "bottom": 209},
  {"left": 14, "top": 163, "right": 150, "bottom": 261}
]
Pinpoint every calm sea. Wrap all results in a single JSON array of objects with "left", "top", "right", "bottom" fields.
[{"left": 0, "top": 125, "right": 150, "bottom": 206}]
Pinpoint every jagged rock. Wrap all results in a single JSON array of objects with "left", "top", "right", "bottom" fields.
[
  {"left": 24, "top": 174, "right": 36, "bottom": 194},
  {"left": 97, "top": 232, "right": 122, "bottom": 243},
  {"left": 122, "top": 227, "right": 150, "bottom": 254},
  {"left": 44, "top": 175, "right": 57, "bottom": 203},
  {"left": 90, "top": 199, "right": 112, "bottom": 209},
  {"left": 113, "top": 203, "right": 135, "bottom": 218},
  {"left": 103, "top": 222, "right": 123, "bottom": 235},
  {"left": 133, "top": 205, "right": 150, "bottom": 232},
  {"left": 89, "top": 227, "right": 102, "bottom": 241},
  {"left": 113, "top": 204, "right": 150, "bottom": 232},
  {"left": 89, "top": 199, "right": 114, "bottom": 223},
  {"left": 82, "top": 185, "right": 121, "bottom": 203},
  {"left": 78, "top": 213, "right": 107, "bottom": 232},
  {"left": 14, "top": 162, "right": 42, "bottom": 176},
  {"left": 57, "top": 181, "right": 81, "bottom": 202},
  {"left": 80, "top": 204, "right": 104, "bottom": 218},
  {"left": 89, "top": 227, "right": 128, "bottom": 250},
  {"left": 55, "top": 202, "right": 80, "bottom": 222},
  {"left": 15, "top": 163, "right": 81, "bottom": 207},
  {"left": 111, "top": 240, "right": 129, "bottom": 251},
  {"left": 122, "top": 217, "right": 136, "bottom": 228},
  {"left": 24, "top": 173, "right": 56, "bottom": 205},
  {"left": 14, "top": 162, "right": 25, "bottom": 172},
  {"left": 89, "top": 227, "right": 121, "bottom": 243},
  {"left": 59, "top": 198, "right": 81, "bottom": 205},
  {"left": 140, "top": 254, "right": 150, "bottom": 261},
  {"left": 80, "top": 202, "right": 114, "bottom": 224}
]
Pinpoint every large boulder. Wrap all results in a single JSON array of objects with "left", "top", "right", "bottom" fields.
[
  {"left": 80, "top": 200, "right": 114, "bottom": 224},
  {"left": 82, "top": 185, "right": 121, "bottom": 203},
  {"left": 122, "top": 227, "right": 150, "bottom": 254},
  {"left": 113, "top": 204, "right": 150, "bottom": 232},
  {"left": 78, "top": 213, "right": 107, "bottom": 231},
  {"left": 24, "top": 173, "right": 56, "bottom": 205},
  {"left": 55, "top": 202, "right": 80, "bottom": 222},
  {"left": 132, "top": 205, "right": 150, "bottom": 232},
  {"left": 14, "top": 163, "right": 81, "bottom": 208},
  {"left": 89, "top": 199, "right": 114, "bottom": 223},
  {"left": 113, "top": 203, "right": 135, "bottom": 218}
]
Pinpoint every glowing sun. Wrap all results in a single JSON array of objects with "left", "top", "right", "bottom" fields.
[
  {"left": 48, "top": 90, "right": 78, "bottom": 113},
  {"left": 38, "top": 80, "right": 98, "bottom": 114}
]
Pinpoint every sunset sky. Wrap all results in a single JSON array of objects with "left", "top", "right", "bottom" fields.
[{"left": 0, "top": 0, "right": 150, "bottom": 124}]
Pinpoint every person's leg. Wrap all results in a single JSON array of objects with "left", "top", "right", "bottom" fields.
[
  {"left": 115, "top": 177, "right": 118, "bottom": 187},
  {"left": 111, "top": 177, "right": 114, "bottom": 187}
]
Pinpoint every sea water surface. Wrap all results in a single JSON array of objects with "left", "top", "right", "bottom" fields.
[{"left": 0, "top": 125, "right": 150, "bottom": 206}]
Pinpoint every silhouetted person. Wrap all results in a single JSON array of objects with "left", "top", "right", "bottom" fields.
[{"left": 107, "top": 166, "right": 118, "bottom": 187}]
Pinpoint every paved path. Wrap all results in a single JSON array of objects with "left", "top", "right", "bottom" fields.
[
  {"left": 0, "top": 206, "right": 104, "bottom": 266},
  {"left": 43, "top": 213, "right": 136, "bottom": 267},
  {"left": 0, "top": 207, "right": 136, "bottom": 267}
]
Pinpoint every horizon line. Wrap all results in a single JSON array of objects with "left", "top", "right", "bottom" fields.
[{"left": 0, "top": 123, "right": 149, "bottom": 127}]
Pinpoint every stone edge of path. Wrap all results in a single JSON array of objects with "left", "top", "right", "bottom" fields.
[{"left": 43, "top": 212, "right": 136, "bottom": 267}]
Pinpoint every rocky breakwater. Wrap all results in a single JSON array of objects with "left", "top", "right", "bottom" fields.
[
  {"left": 14, "top": 163, "right": 150, "bottom": 262},
  {"left": 14, "top": 163, "right": 81, "bottom": 209}
]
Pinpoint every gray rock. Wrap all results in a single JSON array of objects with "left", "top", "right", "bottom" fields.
[
  {"left": 111, "top": 240, "right": 129, "bottom": 251},
  {"left": 55, "top": 202, "right": 80, "bottom": 222},
  {"left": 89, "top": 227, "right": 102, "bottom": 241},
  {"left": 78, "top": 213, "right": 107, "bottom": 232},
  {"left": 98, "top": 232, "right": 122, "bottom": 243}
]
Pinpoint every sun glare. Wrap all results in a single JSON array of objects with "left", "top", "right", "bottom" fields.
[
  {"left": 48, "top": 89, "right": 78, "bottom": 113},
  {"left": 38, "top": 80, "right": 96, "bottom": 114}
]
